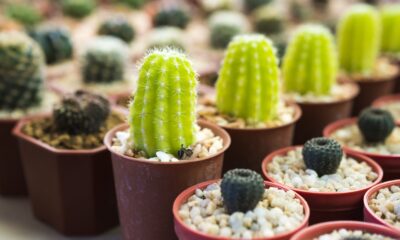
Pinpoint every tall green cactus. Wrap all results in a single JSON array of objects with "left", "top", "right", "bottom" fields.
[
  {"left": 216, "top": 34, "right": 279, "bottom": 124},
  {"left": 337, "top": 4, "right": 380, "bottom": 75},
  {"left": 283, "top": 24, "right": 337, "bottom": 95},
  {"left": 129, "top": 49, "right": 197, "bottom": 157},
  {"left": 380, "top": 4, "right": 400, "bottom": 54}
]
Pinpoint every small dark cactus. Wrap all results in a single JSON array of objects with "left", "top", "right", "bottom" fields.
[
  {"left": 357, "top": 108, "right": 396, "bottom": 143},
  {"left": 221, "top": 169, "right": 264, "bottom": 214},
  {"left": 244, "top": 0, "right": 272, "bottom": 12},
  {"left": 341, "top": 237, "right": 367, "bottom": 240},
  {"left": 62, "top": 0, "right": 95, "bottom": 19},
  {"left": 153, "top": 6, "right": 190, "bottom": 29},
  {"left": 98, "top": 17, "right": 135, "bottom": 43},
  {"left": 302, "top": 137, "right": 343, "bottom": 177},
  {"left": 53, "top": 90, "right": 110, "bottom": 135}
]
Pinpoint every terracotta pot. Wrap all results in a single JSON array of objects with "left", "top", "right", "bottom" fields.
[
  {"left": 364, "top": 179, "right": 400, "bottom": 234},
  {"left": 173, "top": 180, "right": 310, "bottom": 240},
  {"left": 13, "top": 115, "right": 119, "bottom": 236},
  {"left": 292, "top": 82, "right": 359, "bottom": 144},
  {"left": 389, "top": 58, "right": 400, "bottom": 93},
  {"left": 221, "top": 102, "right": 301, "bottom": 174},
  {"left": 291, "top": 221, "right": 400, "bottom": 240},
  {"left": 262, "top": 146, "right": 383, "bottom": 224},
  {"left": 323, "top": 118, "right": 400, "bottom": 181},
  {"left": 372, "top": 94, "right": 400, "bottom": 123},
  {"left": 0, "top": 118, "right": 27, "bottom": 196},
  {"left": 104, "top": 120, "right": 231, "bottom": 240}
]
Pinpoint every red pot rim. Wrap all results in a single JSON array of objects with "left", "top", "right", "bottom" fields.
[
  {"left": 363, "top": 179, "right": 400, "bottom": 231},
  {"left": 323, "top": 118, "right": 400, "bottom": 158},
  {"left": 372, "top": 94, "right": 400, "bottom": 107},
  {"left": 291, "top": 220, "right": 400, "bottom": 239},
  {"left": 173, "top": 180, "right": 310, "bottom": 240},
  {"left": 104, "top": 119, "right": 231, "bottom": 165},
  {"left": 261, "top": 145, "right": 383, "bottom": 196}
]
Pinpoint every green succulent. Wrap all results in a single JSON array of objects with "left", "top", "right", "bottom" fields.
[
  {"left": 5, "top": 4, "right": 42, "bottom": 27},
  {"left": 147, "top": 27, "right": 185, "bottom": 51},
  {"left": 380, "top": 4, "right": 400, "bottom": 54},
  {"left": 98, "top": 17, "right": 136, "bottom": 43},
  {"left": 357, "top": 108, "right": 395, "bottom": 143},
  {"left": 153, "top": 6, "right": 190, "bottom": 29},
  {"left": 253, "top": 5, "right": 285, "bottom": 36},
  {"left": 62, "top": 0, "right": 96, "bottom": 19},
  {"left": 120, "top": 0, "right": 145, "bottom": 8},
  {"left": 244, "top": 0, "right": 273, "bottom": 12}
]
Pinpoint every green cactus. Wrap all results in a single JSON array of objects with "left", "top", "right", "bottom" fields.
[
  {"left": 120, "top": 0, "right": 144, "bottom": 8},
  {"left": 283, "top": 24, "right": 337, "bottom": 96},
  {"left": 98, "top": 17, "right": 136, "bottom": 43},
  {"left": 216, "top": 34, "right": 279, "bottom": 124},
  {"left": 147, "top": 27, "right": 185, "bottom": 51},
  {"left": 81, "top": 37, "right": 127, "bottom": 84},
  {"left": 244, "top": 0, "right": 272, "bottom": 12},
  {"left": 62, "top": 0, "right": 96, "bottom": 19},
  {"left": 337, "top": 4, "right": 380, "bottom": 75},
  {"left": 380, "top": 4, "right": 400, "bottom": 54},
  {"left": 29, "top": 27, "right": 73, "bottom": 64},
  {"left": 357, "top": 108, "right": 395, "bottom": 143},
  {"left": 253, "top": 5, "right": 285, "bottom": 36},
  {"left": 5, "top": 4, "right": 42, "bottom": 27},
  {"left": 129, "top": 49, "right": 197, "bottom": 157},
  {"left": 0, "top": 32, "right": 44, "bottom": 111},
  {"left": 153, "top": 6, "right": 190, "bottom": 29}
]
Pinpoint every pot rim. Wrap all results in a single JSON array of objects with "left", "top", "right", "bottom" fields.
[
  {"left": 372, "top": 94, "right": 400, "bottom": 107},
  {"left": 104, "top": 119, "right": 231, "bottom": 165},
  {"left": 172, "top": 179, "right": 310, "bottom": 240},
  {"left": 323, "top": 118, "right": 400, "bottom": 158},
  {"left": 363, "top": 179, "right": 400, "bottom": 231},
  {"left": 261, "top": 145, "right": 383, "bottom": 196},
  {"left": 291, "top": 220, "right": 400, "bottom": 239}
]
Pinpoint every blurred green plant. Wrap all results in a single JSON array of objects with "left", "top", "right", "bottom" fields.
[{"left": 5, "top": 4, "right": 42, "bottom": 27}]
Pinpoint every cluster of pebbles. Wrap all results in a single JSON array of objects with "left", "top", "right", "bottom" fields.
[
  {"left": 379, "top": 102, "right": 400, "bottom": 121},
  {"left": 368, "top": 185, "right": 400, "bottom": 229},
  {"left": 197, "top": 97, "right": 295, "bottom": 129},
  {"left": 178, "top": 182, "right": 305, "bottom": 238},
  {"left": 266, "top": 148, "right": 378, "bottom": 192},
  {"left": 111, "top": 125, "right": 224, "bottom": 162},
  {"left": 330, "top": 125, "right": 400, "bottom": 155},
  {"left": 315, "top": 229, "right": 396, "bottom": 240},
  {"left": 284, "top": 84, "right": 355, "bottom": 103}
]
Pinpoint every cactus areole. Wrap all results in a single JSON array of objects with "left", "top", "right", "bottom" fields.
[{"left": 129, "top": 49, "right": 197, "bottom": 158}]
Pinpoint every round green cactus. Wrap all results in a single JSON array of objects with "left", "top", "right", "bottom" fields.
[
  {"left": 283, "top": 24, "right": 337, "bottom": 96},
  {"left": 62, "top": 0, "right": 96, "bottom": 19},
  {"left": 5, "top": 4, "right": 42, "bottom": 27},
  {"left": 357, "top": 108, "right": 395, "bottom": 143},
  {"left": 0, "top": 32, "right": 44, "bottom": 111},
  {"left": 216, "top": 34, "right": 280, "bottom": 124},
  {"left": 120, "top": 0, "right": 144, "bottom": 8},
  {"left": 244, "top": 0, "right": 272, "bottom": 12},
  {"left": 98, "top": 17, "right": 136, "bottom": 43},
  {"left": 253, "top": 5, "right": 285, "bottom": 36},
  {"left": 81, "top": 37, "right": 127, "bottom": 84},
  {"left": 147, "top": 27, "right": 185, "bottom": 51},
  {"left": 337, "top": 4, "right": 381, "bottom": 75},
  {"left": 29, "top": 27, "right": 73, "bottom": 65},
  {"left": 153, "top": 6, "right": 190, "bottom": 29},
  {"left": 129, "top": 49, "right": 197, "bottom": 157},
  {"left": 380, "top": 4, "right": 400, "bottom": 54}
]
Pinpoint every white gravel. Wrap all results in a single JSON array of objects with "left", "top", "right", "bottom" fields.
[
  {"left": 379, "top": 102, "right": 400, "bottom": 122},
  {"left": 316, "top": 229, "right": 396, "bottom": 240},
  {"left": 330, "top": 124, "right": 400, "bottom": 155},
  {"left": 368, "top": 184, "right": 400, "bottom": 229},
  {"left": 178, "top": 182, "right": 305, "bottom": 239},
  {"left": 266, "top": 148, "right": 378, "bottom": 192}
]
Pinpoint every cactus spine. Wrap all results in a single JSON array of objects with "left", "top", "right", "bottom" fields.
[
  {"left": 216, "top": 34, "right": 279, "bottom": 124},
  {"left": 337, "top": 4, "right": 380, "bottom": 75},
  {"left": 283, "top": 24, "right": 337, "bottom": 95},
  {"left": 380, "top": 4, "right": 400, "bottom": 54},
  {"left": 129, "top": 49, "right": 197, "bottom": 157}
]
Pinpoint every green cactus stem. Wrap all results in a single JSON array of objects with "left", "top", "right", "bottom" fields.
[
  {"left": 62, "top": 0, "right": 96, "bottom": 19},
  {"left": 244, "top": 0, "right": 272, "bottom": 12},
  {"left": 357, "top": 108, "right": 395, "bottom": 143},
  {"left": 153, "top": 6, "right": 190, "bottom": 29},
  {"left": 216, "top": 34, "right": 280, "bottom": 124},
  {"left": 380, "top": 4, "right": 400, "bottom": 54},
  {"left": 283, "top": 24, "right": 337, "bottom": 96},
  {"left": 253, "top": 5, "right": 285, "bottom": 36},
  {"left": 147, "top": 27, "right": 185, "bottom": 51},
  {"left": 98, "top": 17, "right": 136, "bottom": 43},
  {"left": 129, "top": 49, "right": 197, "bottom": 157},
  {"left": 5, "top": 4, "right": 42, "bottom": 28},
  {"left": 0, "top": 32, "right": 44, "bottom": 111},
  {"left": 337, "top": 4, "right": 380, "bottom": 75}
]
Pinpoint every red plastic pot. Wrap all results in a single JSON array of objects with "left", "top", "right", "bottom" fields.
[
  {"left": 104, "top": 120, "right": 231, "bottom": 240},
  {"left": 13, "top": 115, "right": 119, "bottom": 236},
  {"left": 262, "top": 146, "right": 383, "bottom": 224},
  {"left": 173, "top": 180, "right": 310, "bottom": 240},
  {"left": 292, "top": 82, "right": 359, "bottom": 144},
  {"left": 221, "top": 102, "right": 302, "bottom": 174},
  {"left": 324, "top": 118, "right": 400, "bottom": 181},
  {"left": 0, "top": 118, "right": 27, "bottom": 196},
  {"left": 372, "top": 94, "right": 400, "bottom": 123},
  {"left": 291, "top": 221, "right": 400, "bottom": 240},
  {"left": 364, "top": 179, "right": 400, "bottom": 234}
]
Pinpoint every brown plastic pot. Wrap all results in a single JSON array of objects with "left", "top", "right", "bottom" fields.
[
  {"left": 0, "top": 118, "right": 27, "bottom": 196},
  {"left": 291, "top": 221, "right": 400, "bottom": 240},
  {"left": 262, "top": 146, "right": 383, "bottom": 224},
  {"left": 221, "top": 102, "right": 301, "bottom": 174},
  {"left": 364, "top": 179, "right": 400, "bottom": 234},
  {"left": 324, "top": 118, "right": 400, "bottom": 181},
  {"left": 292, "top": 82, "right": 359, "bottom": 144},
  {"left": 173, "top": 180, "right": 310, "bottom": 240},
  {"left": 13, "top": 115, "right": 119, "bottom": 236},
  {"left": 372, "top": 94, "right": 400, "bottom": 123},
  {"left": 104, "top": 120, "right": 231, "bottom": 240}
]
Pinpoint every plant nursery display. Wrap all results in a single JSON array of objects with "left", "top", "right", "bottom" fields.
[{"left": 373, "top": 94, "right": 400, "bottom": 123}]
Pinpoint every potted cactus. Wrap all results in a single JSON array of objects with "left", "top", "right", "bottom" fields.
[
  {"left": 104, "top": 49, "right": 231, "bottom": 240},
  {"left": 61, "top": 0, "right": 96, "bottom": 19},
  {"left": 152, "top": 5, "right": 191, "bottom": 29},
  {"left": 198, "top": 34, "right": 301, "bottom": 173},
  {"left": 337, "top": 4, "right": 399, "bottom": 115},
  {"left": 98, "top": 17, "right": 136, "bottom": 43},
  {"left": 282, "top": 24, "right": 359, "bottom": 144},
  {"left": 13, "top": 90, "right": 124, "bottom": 235}
]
